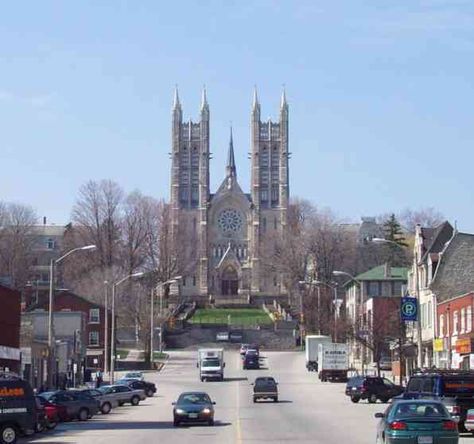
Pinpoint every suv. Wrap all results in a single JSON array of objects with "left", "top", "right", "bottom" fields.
[
  {"left": 345, "top": 376, "right": 403, "bottom": 403},
  {"left": 403, "top": 370, "right": 474, "bottom": 431},
  {"left": 0, "top": 376, "right": 37, "bottom": 444},
  {"left": 243, "top": 350, "right": 260, "bottom": 370},
  {"left": 39, "top": 391, "right": 99, "bottom": 421}
]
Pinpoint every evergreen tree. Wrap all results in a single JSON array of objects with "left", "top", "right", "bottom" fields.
[{"left": 383, "top": 213, "right": 408, "bottom": 247}]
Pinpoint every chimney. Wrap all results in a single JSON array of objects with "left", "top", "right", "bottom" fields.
[
  {"left": 43, "top": 216, "right": 47, "bottom": 225},
  {"left": 384, "top": 262, "right": 391, "bottom": 279}
]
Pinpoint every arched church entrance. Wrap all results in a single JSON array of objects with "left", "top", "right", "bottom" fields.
[{"left": 221, "top": 266, "right": 238, "bottom": 296}]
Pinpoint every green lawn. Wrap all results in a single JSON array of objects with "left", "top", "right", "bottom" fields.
[
  {"left": 153, "top": 352, "right": 169, "bottom": 360},
  {"left": 189, "top": 308, "right": 272, "bottom": 325}
]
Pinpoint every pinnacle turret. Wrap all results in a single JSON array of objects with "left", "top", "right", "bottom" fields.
[
  {"left": 252, "top": 86, "right": 260, "bottom": 112},
  {"left": 201, "top": 85, "right": 208, "bottom": 111},
  {"left": 280, "top": 86, "right": 288, "bottom": 109},
  {"left": 173, "top": 85, "right": 181, "bottom": 110},
  {"left": 226, "top": 127, "right": 236, "bottom": 178}
]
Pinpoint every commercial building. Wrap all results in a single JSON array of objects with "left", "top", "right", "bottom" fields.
[{"left": 0, "top": 284, "right": 21, "bottom": 373}]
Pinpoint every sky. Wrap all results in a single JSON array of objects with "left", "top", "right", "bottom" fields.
[{"left": 1, "top": 1, "right": 473, "bottom": 230}]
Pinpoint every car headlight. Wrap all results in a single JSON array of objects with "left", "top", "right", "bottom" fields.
[
  {"left": 202, "top": 408, "right": 212, "bottom": 414},
  {"left": 175, "top": 408, "right": 186, "bottom": 414}
]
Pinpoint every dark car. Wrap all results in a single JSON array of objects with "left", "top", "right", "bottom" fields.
[
  {"left": 39, "top": 390, "right": 99, "bottom": 421},
  {"left": 35, "top": 396, "right": 62, "bottom": 430},
  {"left": 0, "top": 376, "right": 37, "bottom": 444},
  {"left": 116, "top": 379, "right": 156, "bottom": 397},
  {"left": 345, "top": 376, "right": 403, "bottom": 404},
  {"left": 253, "top": 377, "right": 278, "bottom": 403},
  {"left": 375, "top": 399, "right": 458, "bottom": 444},
  {"left": 243, "top": 350, "right": 260, "bottom": 370},
  {"left": 403, "top": 370, "right": 474, "bottom": 431},
  {"left": 75, "top": 389, "right": 119, "bottom": 414},
  {"left": 172, "top": 391, "right": 215, "bottom": 427}
]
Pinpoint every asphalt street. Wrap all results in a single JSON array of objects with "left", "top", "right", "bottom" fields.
[{"left": 27, "top": 350, "right": 474, "bottom": 443}]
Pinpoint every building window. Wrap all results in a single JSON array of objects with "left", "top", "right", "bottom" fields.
[
  {"left": 367, "top": 282, "right": 379, "bottom": 297},
  {"left": 89, "top": 331, "right": 99, "bottom": 346},
  {"left": 453, "top": 311, "right": 459, "bottom": 335},
  {"left": 271, "top": 187, "right": 279, "bottom": 203},
  {"left": 46, "top": 238, "right": 55, "bottom": 250},
  {"left": 193, "top": 276, "right": 196, "bottom": 286},
  {"left": 461, "top": 308, "right": 466, "bottom": 333},
  {"left": 182, "top": 277, "right": 186, "bottom": 287},
  {"left": 467, "top": 306, "right": 472, "bottom": 333},
  {"left": 439, "top": 314, "right": 445, "bottom": 337},
  {"left": 427, "top": 300, "right": 432, "bottom": 328},
  {"left": 262, "top": 217, "right": 267, "bottom": 233},
  {"left": 89, "top": 308, "right": 100, "bottom": 324},
  {"left": 261, "top": 189, "right": 268, "bottom": 202},
  {"left": 273, "top": 276, "right": 277, "bottom": 287}
]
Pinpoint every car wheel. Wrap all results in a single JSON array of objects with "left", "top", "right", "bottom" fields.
[
  {"left": 0, "top": 425, "right": 17, "bottom": 444},
  {"left": 351, "top": 396, "right": 360, "bottom": 403},
  {"left": 253, "top": 398, "right": 257, "bottom": 403},
  {"left": 146, "top": 389, "right": 154, "bottom": 397},
  {"left": 273, "top": 397, "right": 278, "bottom": 403},
  {"left": 101, "top": 402, "right": 112, "bottom": 414},
  {"left": 368, "top": 394, "right": 377, "bottom": 404},
  {"left": 208, "top": 419, "right": 214, "bottom": 426},
  {"left": 35, "top": 422, "right": 45, "bottom": 433},
  {"left": 380, "top": 397, "right": 389, "bottom": 403},
  {"left": 131, "top": 396, "right": 140, "bottom": 406},
  {"left": 78, "top": 408, "right": 89, "bottom": 421},
  {"left": 46, "top": 420, "right": 57, "bottom": 430},
  {"left": 173, "top": 419, "right": 180, "bottom": 427},
  {"left": 118, "top": 401, "right": 124, "bottom": 406},
  {"left": 200, "top": 377, "right": 204, "bottom": 382}
]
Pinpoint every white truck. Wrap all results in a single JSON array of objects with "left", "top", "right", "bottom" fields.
[
  {"left": 318, "top": 343, "right": 349, "bottom": 382},
  {"left": 305, "top": 335, "right": 332, "bottom": 372},
  {"left": 197, "top": 348, "right": 225, "bottom": 381}
]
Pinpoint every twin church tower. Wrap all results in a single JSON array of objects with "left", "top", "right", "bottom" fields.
[{"left": 169, "top": 87, "right": 290, "bottom": 302}]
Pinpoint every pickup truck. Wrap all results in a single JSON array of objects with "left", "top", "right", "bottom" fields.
[{"left": 253, "top": 377, "right": 278, "bottom": 403}]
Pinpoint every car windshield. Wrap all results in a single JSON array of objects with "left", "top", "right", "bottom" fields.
[
  {"left": 178, "top": 393, "right": 211, "bottom": 405},
  {"left": 255, "top": 378, "right": 276, "bottom": 386},
  {"left": 202, "top": 358, "right": 220, "bottom": 367},
  {"left": 98, "top": 386, "right": 113, "bottom": 394},
  {"left": 442, "top": 377, "right": 474, "bottom": 395},
  {"left": 247, "top": 350, "right": 258, "bottom": 356},
  {"left": 392, "top": 403, "right": 448, "bottom": 419},
  {"left": 346, "top": 377, "right": 364, "bottom": 388}
]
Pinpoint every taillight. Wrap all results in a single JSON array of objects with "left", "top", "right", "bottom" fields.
[
  {"left": 389, "top": 421, "right": 407, "bottom": 430},
  {"left": 467, "top": 413, "right": 474, "bottom": 421},
  {"left": 442, "top": 420, "right": 457, "bottom": 431}
]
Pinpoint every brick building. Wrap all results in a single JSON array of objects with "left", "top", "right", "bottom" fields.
[
  {"left": 37, "top": 291, "right": 112, "bottom": 371},
  {"left": 0, "top": 284, "right": 21, "bottom": 373}
]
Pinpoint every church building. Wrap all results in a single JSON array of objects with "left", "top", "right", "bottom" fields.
[{"left": 169, "top": 88, "right": 289, "bottom": 303}]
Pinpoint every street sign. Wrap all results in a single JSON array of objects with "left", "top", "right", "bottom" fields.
[{"left": 401, "top": 297, "right": 418, "bottom": 321}]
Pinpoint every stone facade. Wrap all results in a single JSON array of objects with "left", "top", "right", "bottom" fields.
[{"left": 169, "top": 88, "right": 289, "bottom": 303}]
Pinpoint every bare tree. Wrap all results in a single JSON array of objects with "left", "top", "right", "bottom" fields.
[
  {"left": 399, "top": 207, "right": 445, "bottom": 233},
  {"left": 0, "top": 202, "right": 38, "bottom": 289}
]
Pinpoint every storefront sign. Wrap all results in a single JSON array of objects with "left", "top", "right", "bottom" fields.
[
  {"left": 455, "top": 338, "right": 472, "bottom": 354},
  {"left": 433, "top": 338, "right": 444, "bottom": 352}
]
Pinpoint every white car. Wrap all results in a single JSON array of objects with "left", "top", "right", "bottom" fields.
[
  {"left": 124, "top": 371, "right": 144, "bottom": 381},
  {"left": 216, "top": 332, "right": 229, "bottom": 342}
]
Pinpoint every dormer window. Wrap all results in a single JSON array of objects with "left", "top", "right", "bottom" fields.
[{"left": 47, "top": 238, "right": 55, "bottom": 250}]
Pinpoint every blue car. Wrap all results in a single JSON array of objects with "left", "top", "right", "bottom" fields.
[{"left": 375, "top": 399, "right": 458, "bottom": 444}]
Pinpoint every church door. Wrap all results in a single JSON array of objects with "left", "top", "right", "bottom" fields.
[{"left": 221, "top": 266, "right": 238, "bottom": 296}]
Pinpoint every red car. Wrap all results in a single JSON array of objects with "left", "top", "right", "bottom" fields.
[{"left": 36, "top": 396, "right": 68, "bottom": 425}]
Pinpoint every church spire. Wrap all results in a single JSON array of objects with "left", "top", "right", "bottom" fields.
[
  {"left": 280, "top": 85, "right": 288, "bottom": 109},
  {"left": 226, "top": 126, "right": 236, "bottom": 177},
  {"left": 252, "top": 86, "right": 260, "bottom": 111},
  {"left": 201, "top": 85, "right": 208, "bottom": 111},
  {"left": 173, "top": 85, "right": 181, "bottom": 109}
]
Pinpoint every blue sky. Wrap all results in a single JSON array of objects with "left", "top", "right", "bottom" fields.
[{"left": 1, "top": 1, "right": 473, "bottom": 230}]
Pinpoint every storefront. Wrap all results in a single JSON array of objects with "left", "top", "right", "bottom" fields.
[
  {"left": 455, "top": 338, "right": 473, "bottom": 369},
  {"left": 433, "top": 338, "right": 446, "bottom": 368}
]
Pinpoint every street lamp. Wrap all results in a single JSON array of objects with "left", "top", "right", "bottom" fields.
[
  {"left": 103, "top": 281, "right": 109, "bottom": 377},
  {"left": 48, "top": 244, "right": 96, "bottom": 388},
  {"left": 110, "top": 272, "right": 144, "bottom": 383},
  {"left": 299, "top": 280, "right": 322, "bottom": 335},
  {"left": 150, "top": 276, "right": 182, "bottom": 364},
  {"left": 313, "top": 281, "right": 339, "bottom": 342},
  {"left": 371, "top": 237, "right": 423, "bottom": 369}
]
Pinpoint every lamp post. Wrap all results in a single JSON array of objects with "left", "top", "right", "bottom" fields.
[
  {"left": 103, "top": 281, "right": 109, "bottom": 377},
  {"left": 150, "top": 276, "right": 181, "bottom": 364},
  {"left": 313, "top": 281, "right": 339, "bottom": 342},
  {"left": 47, "top": 244, "right": 96, "bottom": 388},
  {"left": 110, "top": 272, "right": 144, "bottom": 383},
  {"left": 372, "top": 237, "right": 423, "bottom": 369}
]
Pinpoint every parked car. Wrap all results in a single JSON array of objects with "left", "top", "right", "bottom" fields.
[
  {"left": 98, "top": 384, "right": 146, "bottom": 406},
  {"left": 116, "top": 379, "right": 157, "bottom": 397},
  {"left": 34, "top": 397, "right": 48, "bottom": 433},
  {"left": 240, "top": 344, "right": 251, "bottom": 356},
  {"left": 216, "top": 332, "right": 229, "bottom": 342},
  {"left": 0, "top": 375, "right": 38, "bottom": 443},
  {"left": 243, "top": 350, "right": 260, "bottom": 370},
  {"left": 172, "top": 391, "right": 215, "bottom": 427},
  {"left": 38, "top": 390, "right": 99, "bottom": 421},
  {"left": 253, "top": 377, "right": 278, "bottom": 403},
  {"left": 345, "top": 376, "right": 403, "bottom": 404},
  {"left": 379, "top": 356, "right": 393, "bottom": 371},
  {"left": 229, "top": 331, "right": 243, "bottom": 343},
  {"left": 464, "top": 408, "right": 474, "bottom": 433},
  {"left": 123, "top": 371, "right": 144, "bottom": 381},
  {"left": 35, "top": 396, "right": 63, "bottom": 429},
  {"left": 375, "top": 399, "right": 458, "bottom": 444},
  {"left": 76, "top": 389, "right": 119, "bottom": 414},
  {"left": 403, "top": 370, "right": 474, "bottom": 431}
]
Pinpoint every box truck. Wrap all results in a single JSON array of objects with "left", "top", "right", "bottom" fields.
[
  {"left": 318, "top": 343, "right": 349, "bottom": 382},
  {"left": 197, "top": 348, "right": 225, "bottom": 381},
  {"left": 305, "top": 335, "right": 332, "bottom": 371}
]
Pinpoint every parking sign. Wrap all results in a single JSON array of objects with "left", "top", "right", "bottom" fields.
[{"left": 401, "top": 297, "right": 418, "bottom": 321}]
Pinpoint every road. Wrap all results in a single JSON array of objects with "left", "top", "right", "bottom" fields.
[{"left": 28, "top": 350, "right": 473, "bottom": 443}]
